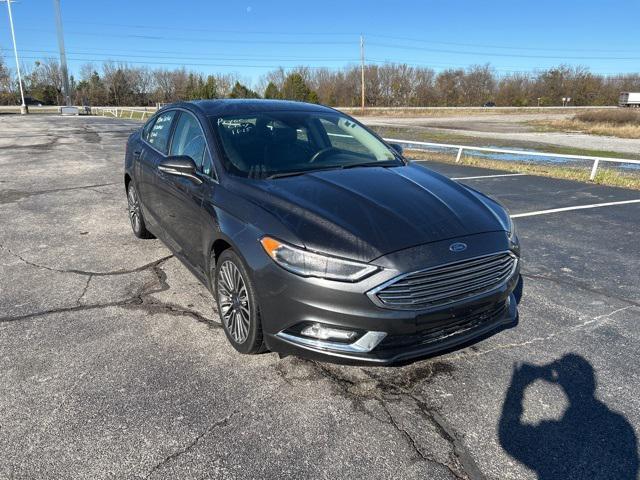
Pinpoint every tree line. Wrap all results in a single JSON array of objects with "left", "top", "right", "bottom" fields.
[{"left": 1, "top": 55, "right": 639, "bottom": 107}]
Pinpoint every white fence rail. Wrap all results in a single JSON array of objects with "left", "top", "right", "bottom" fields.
[
  {"left": 93, "top": 107, "right": 155, "bottom": 120},
  {"left": 384, "top": 138, "right": 640, "bottom": 181},
  {"left": 342, "top": 106, "right": 618, "bottom": 111}
]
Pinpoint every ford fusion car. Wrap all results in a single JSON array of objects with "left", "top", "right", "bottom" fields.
[{"left": 124, "top": 99, "right": 522, "bottom": 365}]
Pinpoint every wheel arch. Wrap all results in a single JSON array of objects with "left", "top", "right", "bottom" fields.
[
  {"left": 205, "top": 230, "right": 243, "bottom": 283},
  {"left": 211, "top": 237, "right": 233, "bottom": 268}
]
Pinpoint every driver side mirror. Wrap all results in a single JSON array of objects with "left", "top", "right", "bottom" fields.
[
  {"left": 389, "top": 143, "right": 404, "bottom": 156},
  {"left": 158, "top": 156, "right": 202, "bottom": 184}
]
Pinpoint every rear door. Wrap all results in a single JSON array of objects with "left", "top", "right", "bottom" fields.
[
  {"left": 138, "top": 110, "right": 177, "bottom": 227},
  {"left": 156, "top": 110, "right": 212, "bottom": 268}
]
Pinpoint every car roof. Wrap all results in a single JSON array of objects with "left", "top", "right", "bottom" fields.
[{"left": 170, "top": 99, "right": 337, "bottom": 116}]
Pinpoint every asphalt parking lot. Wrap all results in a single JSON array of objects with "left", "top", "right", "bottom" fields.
[{"left": 1, "top": 114, "right": 639, "bottom": 480}]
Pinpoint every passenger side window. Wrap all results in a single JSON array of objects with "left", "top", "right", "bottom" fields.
[
  {"left": 202, "top": 149, "right": 215, "bottom": 179},
  {"left": 146, "top": 110, "right": 176, "bottom": 154},
  {"left": 170, "top": 112, "right": 207, "bottom": 170},
  {"left": 142, "top": 117, "right": 155, "bottom": 141}
]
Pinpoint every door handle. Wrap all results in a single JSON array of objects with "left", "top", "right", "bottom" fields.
[{"left": 133, "top": 150, "right": 141, "bottom": 160}]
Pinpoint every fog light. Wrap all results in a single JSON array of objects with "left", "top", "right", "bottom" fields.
[{"left": 300, "top": 323, "right": 358, "bottom": 342}]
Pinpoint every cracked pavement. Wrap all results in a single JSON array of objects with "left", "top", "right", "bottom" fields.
[{"left": 1, "top": 114, "right": 639, "bottom": 479}]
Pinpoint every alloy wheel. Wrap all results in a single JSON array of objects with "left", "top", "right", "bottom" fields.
[
  {"left": 127, "top": 186, "right": 141, "bottom": 233},
  {"left": 217, "top": 260, "right": 251, "bottom": 344}
]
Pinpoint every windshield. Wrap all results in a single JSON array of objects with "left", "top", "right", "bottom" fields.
[{"left": 210, "top": 111, "right": 401, "bottom": 178}]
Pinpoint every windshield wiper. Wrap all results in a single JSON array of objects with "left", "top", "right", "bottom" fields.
[
  {"left": 266, "top": 161, "right": 401, "bottom": 179},
  {"left": 266, "top": 165, "right": 343, "bottom": 179},
  {"left": 341, "top": 160, "right": 402, "bottom": 169}
]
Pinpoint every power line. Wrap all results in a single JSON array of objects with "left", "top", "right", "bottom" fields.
[
  {"left": 365, "top": 59, "right": 630, "bottom": 75},
  {"left": 368, "top": 42, "right": 640, "bottom": 61},
  {"left": 0, "top": 47, "right": 358, "bottom": 63},
  {"left": 10, "top": 55, "right": 357, "bottom": 69},
  {"left": 55, "top": 22, "right": 640, "bottom": 57},
  {"left": 367, "top": 33, "right": 639, "bottom": 54},
  {"left": 19, "top": 21, "right": 640, "bottom": 56},
  {"left": 16, "top": 28, "right": 356, "bottom": 46},
  {"left": 15, "top": 30, "right": 638, "bottom": 62},
  {"left": 11, "top": 25, "right": 638, "bottom": 66},
  {"left": 7, "top": 55, "right": 631, "bottom": 77},
  {"left": 4, "top": 50, "right": 634, "bottom": 77}
]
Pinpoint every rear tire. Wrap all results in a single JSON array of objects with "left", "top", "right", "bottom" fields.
[
  {"left": 127, "top": 183, "right": 154, "bottom": 239},
  {"left": 212, "top": 249, "right": 266, "bottom": 354}
]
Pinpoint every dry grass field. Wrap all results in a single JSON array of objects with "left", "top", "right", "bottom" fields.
[
  {"left": 531, "top": 109, "right": 640, "bottom": 139},
  {"left": 340, "top": 106, "right": 614, "bottom": 118}
]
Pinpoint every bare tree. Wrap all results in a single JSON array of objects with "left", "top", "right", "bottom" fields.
[
  {"left": 461, "top": 64, "right": 496, "bottom": 106},
  {"left": 153, "top": 68, "right": 176, "bottom": 102},
  {"left": 436, "top": 69, "right": 464, "bottom": 106},
  {"left": 412, "top": 68, "right": 437, "bottom": 106},
  {"left": 132, "top": 67, "right": 155, "bottom": 105},
  {"left": 7, "top": 54, "right": 639, "bottom": 107},
  {"left": 213, "top": 73, "right": 239, "bottom": 98},
  {"left": 496, "top": 73, "right": 533, "bottom": 106},
  {"left": 0, "top": 54, "right": 18, "bottom": 105}
]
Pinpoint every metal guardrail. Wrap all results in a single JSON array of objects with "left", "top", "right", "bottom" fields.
[{"left": 385, "top": 138, "right": 640, "bottom": 181}]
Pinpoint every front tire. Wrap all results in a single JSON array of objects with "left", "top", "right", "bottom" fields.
[
  {"left": 213, "top": 249, "right": 266, "bottom": 354},
  {"left": 127, "top": 183, "right": 154, "bottom": 239}
]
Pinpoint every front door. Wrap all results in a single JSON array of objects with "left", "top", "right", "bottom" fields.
[
  {"left": 155, "top": 110, "right": 212, "bottom": 269},
  {"left": 138, "top": 110, "right": 177, "bottom": 226}
]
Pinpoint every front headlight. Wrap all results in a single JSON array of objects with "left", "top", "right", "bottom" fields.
[
  {"left": 494, "top": 203, "right": 515, "bottom": 240},
  {"left": 260, "top": 236, "right": 379, "bottom": 282},
  {"left": 510, "top": 222, "right": 518, "bottom": 241},
  {"left": 505, "top": 214, "right": 520, "bottom": 253},
  {"left": 506, "top": 214, "right": 516, "bottom": 239}
]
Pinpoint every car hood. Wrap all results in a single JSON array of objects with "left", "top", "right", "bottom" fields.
[{"left": 233, "top": 163, "right": 507, "bottom": 262}]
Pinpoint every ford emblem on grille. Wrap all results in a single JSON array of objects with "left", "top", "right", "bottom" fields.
[{"left": 449, "top": 242, "right": 467, "bottom": 252}]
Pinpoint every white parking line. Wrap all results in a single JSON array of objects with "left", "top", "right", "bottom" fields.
[
  {"left": 511, "top": 199, "right": 640, "bottom": 218},
  {"left": 452, "top": 173, "right": 527, "bottom": 180}
]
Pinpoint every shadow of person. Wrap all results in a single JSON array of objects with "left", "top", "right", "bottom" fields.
[{"left": 499, "top": 354, "right": 638, "bottom": 480}]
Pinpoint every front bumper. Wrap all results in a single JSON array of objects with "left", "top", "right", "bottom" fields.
[
  {"left": 264, "top": 284, "right": 520, "bottom": 365},
  {"left": 251, "top": 231, "right": 521, "bottom": 365}
]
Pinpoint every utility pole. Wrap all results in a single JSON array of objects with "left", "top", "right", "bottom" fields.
[
  {"left": 3, "top": 0, "right": 27, "bottom": 114},
  {"left": 53, "top": 0, "right": 71, "bottom": 106},
  {"left": 360, "top": 35, "right": 365, "bottom": 114}
]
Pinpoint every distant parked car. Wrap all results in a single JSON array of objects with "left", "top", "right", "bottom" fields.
[
  {"left": 23, "top": 97, "right": 43, "bottom": 107},
  {"left": 124, "top": 99, "right": 522, "bottom": 364},
  {"left": 483, "top": 101, "right": 496, "bottom": 107}
]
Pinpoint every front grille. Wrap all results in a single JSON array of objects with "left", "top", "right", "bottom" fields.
[
  {"left": 371, "top": 252, "right": 517, "bottom": 310},
  {"left": 377, "top": 300, "right": 508, "bottom": 351}
]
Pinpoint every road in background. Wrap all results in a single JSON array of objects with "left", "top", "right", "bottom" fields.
[
  {"left": 1, "top": 115, "right": 638, "bottom": 479},
  {"left": 357, "top": 112, "right": 640, "bottom": 156}
]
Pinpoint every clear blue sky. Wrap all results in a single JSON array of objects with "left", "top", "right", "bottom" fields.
[{"left": 1, "top": 0, "right": 639, "bottom": 86}]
